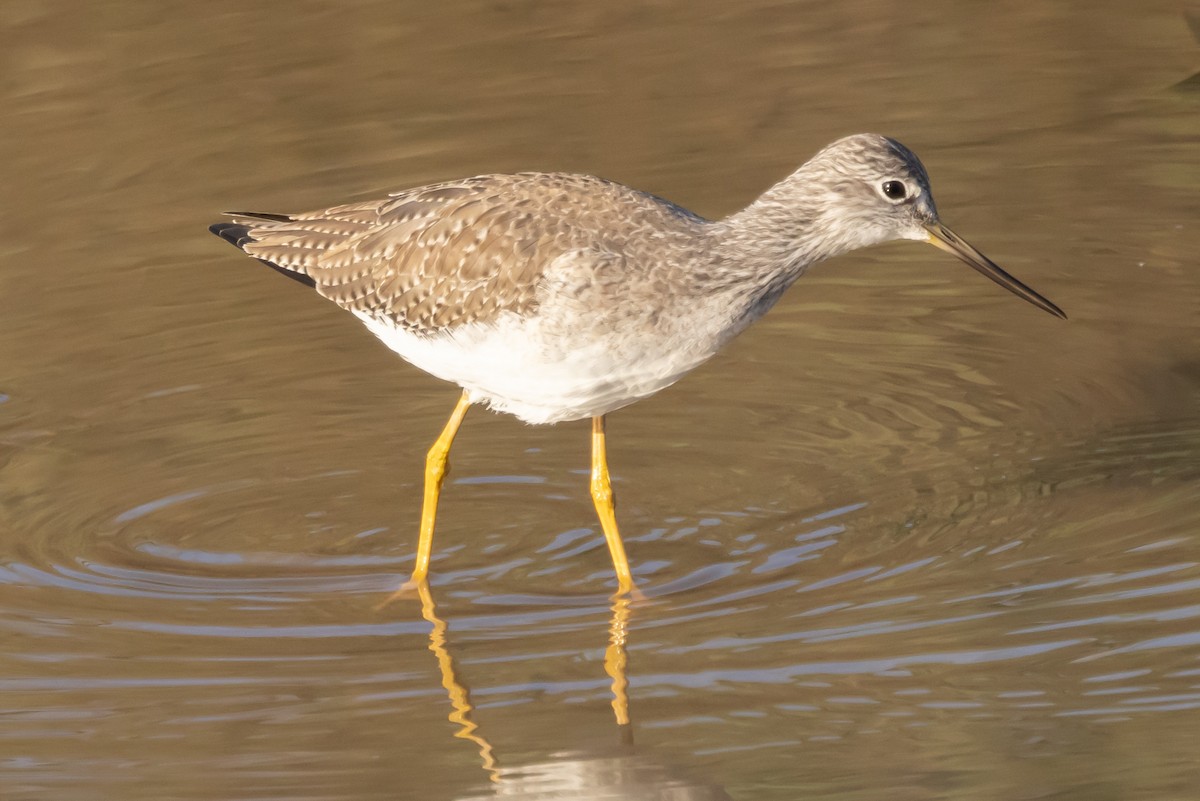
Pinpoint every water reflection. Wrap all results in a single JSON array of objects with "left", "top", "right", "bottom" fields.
[
  {"left": 0, "top": 407, "right": 1197, "bottom": 797},
  {"left": 417, "top": 584, "right": 729, "bottom": 800},
  {"left": 417, "top": 583, "right": 501, "bottom": 783},
  {"left": 461, "top": 756, "right": 731, "bottom": 801}
]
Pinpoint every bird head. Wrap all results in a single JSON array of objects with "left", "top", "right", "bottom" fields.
[{"left": 787, "top": 134, "right": 1066, "bottom": 319}]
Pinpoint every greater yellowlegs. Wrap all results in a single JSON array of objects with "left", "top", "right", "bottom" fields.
[{"left": 210, "top": 133, "right": 1065, "bottom": 595}]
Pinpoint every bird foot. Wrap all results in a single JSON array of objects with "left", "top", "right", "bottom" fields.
[{"left": 374, "top": 576, "right": 427, "bottom": 610}]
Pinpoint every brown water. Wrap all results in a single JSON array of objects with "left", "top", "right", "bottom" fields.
[{"left": 3, "top": 1, "right": 1200, "bottom": 799}]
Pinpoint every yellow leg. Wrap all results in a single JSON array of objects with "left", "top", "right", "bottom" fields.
[
  {"left": 591, "top": 416, "right": 636, "bottom": 595},
  {"left": 407, "top": 391, "right": 471, "bottom": 588}
]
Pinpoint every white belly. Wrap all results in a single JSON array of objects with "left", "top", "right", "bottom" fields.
[{"left": 354, "top": 310, "right": 718, "bottom": 424}]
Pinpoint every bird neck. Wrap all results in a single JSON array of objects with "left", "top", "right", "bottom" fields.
[{"left": 703, "top": 169, "right": 845, "bottom": 299}]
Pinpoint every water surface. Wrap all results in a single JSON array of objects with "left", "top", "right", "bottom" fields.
[{"left": 2, "top": 2, "right": 1199, "bottom": 799}]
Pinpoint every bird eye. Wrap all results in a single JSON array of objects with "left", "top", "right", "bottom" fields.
[{"left": 881, "top": 180, "right": 907, "bottom": 201}]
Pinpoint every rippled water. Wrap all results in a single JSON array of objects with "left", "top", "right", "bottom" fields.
[{"left": 2, "top": 2, "right": 1199, "bottom": 799}]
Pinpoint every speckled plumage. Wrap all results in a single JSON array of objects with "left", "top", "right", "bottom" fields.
[{"left": 211, "top": 134, "right": 1062, "bottom": 423}]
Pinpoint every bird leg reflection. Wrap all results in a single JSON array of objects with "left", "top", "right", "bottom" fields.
[
  {"left": 415, "top": 582, "right": 637, "bottom": 782},
  {"left": 416, "top": 581, "right": 501, "bottom": 783},
  {"left": 606, "top": 593, "right": 633, "bottom": 734}
]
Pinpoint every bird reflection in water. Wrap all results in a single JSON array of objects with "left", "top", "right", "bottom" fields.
[{"left": 414, "top": 585, "right": 730, "bottom": 800}]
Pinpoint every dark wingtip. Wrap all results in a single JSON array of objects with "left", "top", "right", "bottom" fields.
[
  {"left": 257, "top": 259, "right": 318, "bottom": 288},
  {"left": 209, "top": 221, "right": 256, "bottom": 250},
  {"left": 208, "top": 217, "right": 317, "bottom": 289},
  {"left": 209, "top": 210, "right": 297, "bottom": 249},
  {"left": 224, "top": 210, "right": 294, "bottom": 222}
]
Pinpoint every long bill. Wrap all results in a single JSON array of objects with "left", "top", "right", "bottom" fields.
[{"left": 924, "top": 222, "right": 1066, "bottom": 320}]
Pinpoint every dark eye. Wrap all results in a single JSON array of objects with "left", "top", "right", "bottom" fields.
[{"left": 881, "top": 180, "right": 907, "bottom": 200}]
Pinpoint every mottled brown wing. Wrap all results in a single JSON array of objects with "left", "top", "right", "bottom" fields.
[{"left": 221, "top": 176, "right": 574, "bottom": 334}]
